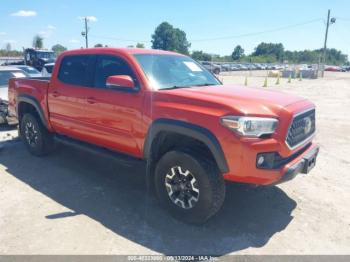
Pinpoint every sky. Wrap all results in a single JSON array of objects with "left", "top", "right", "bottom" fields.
[{"left": 1, "top": 0, "right": 350, "bottom": 57}]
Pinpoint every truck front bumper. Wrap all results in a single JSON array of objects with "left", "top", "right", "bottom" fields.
[
  {"left": 223, "top": 142, "right": 320, "bottom": 186},
  {"left": 275, "top": 144, "right": 319, "bottom": 185}
]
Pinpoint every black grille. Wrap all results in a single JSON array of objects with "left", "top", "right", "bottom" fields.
[{"left": 286, "top": 109, "right": 315, "bottom": 148}]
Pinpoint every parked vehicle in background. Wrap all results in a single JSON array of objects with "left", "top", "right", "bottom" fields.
[
  {"left": 221, "top": 64, "right": 231, "bottom": 72},
  {"left": 236, "top": 64, "right": 248, "bottom": 71},
  {"left": 255, "top": 64, "right": 262, "bottom": 70},
  {"left": 24, "top": 49, "right": 56, "bottom": 71},
  {"left": 274, "top": 64, "right": 284, "bottom": 70},
  {"left": 201, "top": 61, "right": 221, "bottom": 74},
  {"left": 230, "top": 64, "right": 239, "bottom": 71},
  {"left": 15, "top": 65, "right": 42, "bottom": 77},
  {"left": 41, "top": 63, "right": 55, "bottom": 77},
  {"left": 325, "top": 65, "right": 341, "bottom": 72},
  {"left": 9, "top": 48, "right": 319, "bottom": 223},
  {"left": 0, "top": 66, "right": 28, "bottom": 124},
  {"left": 341, "top": 66, "right": 350, "bottom": 72},
  {"left": 4, "top": 48, "right": 56, "bottom": 72},
  {"left": 246, "top": 64, "right": 257, "bottom": 70},
  {"left": 338, "top": 66, "right": 347, "bottom": 72}
]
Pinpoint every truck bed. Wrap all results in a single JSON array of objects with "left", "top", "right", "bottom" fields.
[{"left": 8, "top": 77, "right": 51, "bottom": 126}]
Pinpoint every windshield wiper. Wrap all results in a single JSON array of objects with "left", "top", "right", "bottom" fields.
[
  {"left": 161, "top": 83, "right": 217, "bottom": 90},
  {"left": 161, "top": 85, "right": 191, "bottom": 90},
  {"left": 192, "top": 83, "right": 215, "bottom": 87}
]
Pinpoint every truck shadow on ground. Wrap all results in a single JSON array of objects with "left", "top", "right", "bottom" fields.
[{"left": 0, "top": 140, "right": 297, "bottom": 256}]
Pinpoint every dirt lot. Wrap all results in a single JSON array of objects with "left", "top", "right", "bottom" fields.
[{"left": 0, "top": 72, "right": 349, "bottom": 255}]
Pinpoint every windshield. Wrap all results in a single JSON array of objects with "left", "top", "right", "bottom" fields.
[
  {"left": 134, "top": 54, "right": 221, "bottom": 90},
  {"left": 36, "top": 52, "right": 55, "bottom": 60},
  {"left": 0, "top": 71, "right": 27, "bottom": 86}
]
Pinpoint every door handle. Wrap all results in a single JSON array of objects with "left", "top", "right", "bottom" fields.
[
  {"left": 86, "top": 97, "right": 96, "bottom": 104},
  {"left": 52, "top": 91, "right": 60, "bottom": 97}
]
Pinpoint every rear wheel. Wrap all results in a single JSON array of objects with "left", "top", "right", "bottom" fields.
[
  {"left": 154, "top": 150, "right": 225, "bottom": 224},
  {"left": 20, "top": 113, "right": 54, "bottom": 156}
]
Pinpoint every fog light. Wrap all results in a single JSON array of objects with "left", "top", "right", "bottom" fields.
[
  {"left": 257, "top": 156, "right": 265, "bottom": 166},
  {"left": 256, "top": 152, "right": 279, "bottom": 169}
]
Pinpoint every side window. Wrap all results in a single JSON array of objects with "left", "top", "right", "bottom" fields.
[
  {"left": 94, "top": 55, "right": 136, "bottom": 89},
  {"left": 58, "top": 55, "right": 94, "bottom": 86}
]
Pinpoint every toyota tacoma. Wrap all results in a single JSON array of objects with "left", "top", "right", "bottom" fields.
[{"left": 8, "top": 48, "right": 319, "bottom": 223}]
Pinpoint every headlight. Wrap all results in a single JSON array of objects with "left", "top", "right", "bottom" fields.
[{"left": 221, "top": 116, "right": 278, "bottom": 137}]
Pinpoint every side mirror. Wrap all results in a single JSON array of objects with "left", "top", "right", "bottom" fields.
[{"left": 106, "top": 75, "right": 135, "bottom": 89}]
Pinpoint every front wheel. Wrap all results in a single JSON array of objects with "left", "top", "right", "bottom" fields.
[
  {"left": 20, "top": 113, "right": 54, "bottom": 156},
  {"left": 154, "top": 150, "right": 225, "bottom": 224}
]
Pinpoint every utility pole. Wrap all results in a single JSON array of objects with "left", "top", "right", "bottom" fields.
[
  {"left": 84, "top": 17, "right": 88, "bottom": 48},
  {"left": 321, "top": 9, "right": 331, "bottom": 77},
  {"left": 321, "top": 10, "right": 336, "bottom": 77},
  {"left": 81, "top": 17, "right": 89, "bottom": 48}
]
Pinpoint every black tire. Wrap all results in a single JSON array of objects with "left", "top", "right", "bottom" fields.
[
  {"left": 154, "top": 150, "right": 225, "bottom": 224},
  {"left": 20, "top": 113, "right": 54, "bottom": 156}
]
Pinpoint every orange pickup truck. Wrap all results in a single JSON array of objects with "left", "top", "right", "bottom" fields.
[{"left": 8, "top": 48, "right": 319, "bottom": 223}]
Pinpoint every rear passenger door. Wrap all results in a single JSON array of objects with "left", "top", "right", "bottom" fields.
[{"left": 48, "top": 54, "right": 98, "bottom": 140}]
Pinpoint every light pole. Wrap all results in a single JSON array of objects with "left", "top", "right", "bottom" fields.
[{"left": 321, "top": 10, "right": 336, "bottom": 77}]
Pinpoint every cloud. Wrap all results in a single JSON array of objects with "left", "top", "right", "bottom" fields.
[
  {"left": 3, "top": 40, "right": 17, "bottom": 44},
  {"left": 0, "top": 32, "right": 6, "bottom": 36},
  {"left": 78, "top": 16, "right": 97, "bottom": 22},
  {"left": 38, "top": 31, "right": 51, "bottom": 38},
  {"left": 11, "top": 10, "right": 37, "bottom": 17},
  {"left": 37, "top": 25, "right": 56, "bottom": 38},
  {"left": 69, "top": 39, "right": 80, "bottom": 44}
]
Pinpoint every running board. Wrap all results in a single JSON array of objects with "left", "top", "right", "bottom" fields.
[{"left": 54, "top": 135, "right": 144, "bottom": 166}]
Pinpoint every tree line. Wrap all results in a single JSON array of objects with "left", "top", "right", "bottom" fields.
[
  {"left": 0, "top": 34, "right": 146, "bottom": 57},
  {"left": 1, "top": 22, "right": 348, "bottom": 65},
  {"left": 151, "top": 22, "right": 348, "bottom": 65},
  {"left": 192, "top": 42, "right": 348, "bottom": 65},
  {"left": 0, "top": 35, "right": 69, "bottom": 57}
]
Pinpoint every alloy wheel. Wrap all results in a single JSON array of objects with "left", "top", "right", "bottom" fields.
[
  {"left": 24, "top": 120, "right": 39, "bottom": 147},
  {"left": 165, "top": 166, "right": 200, "bottom": 209}
]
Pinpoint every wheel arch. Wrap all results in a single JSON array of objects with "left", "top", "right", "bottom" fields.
[
  {"left": 17, "top": 94, "right": 48, "bottom": 129},
  {"left": 144, "top": 118, "right": 229, "bottom": 174}
]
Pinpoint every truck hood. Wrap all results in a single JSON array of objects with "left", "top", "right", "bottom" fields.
[{"left": 159, "top": 84, "right": 307, "bottom": 117}]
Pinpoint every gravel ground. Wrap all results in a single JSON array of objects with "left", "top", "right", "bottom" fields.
[{"left": 0, "top": 72, "right": 349, "bottom": 255}]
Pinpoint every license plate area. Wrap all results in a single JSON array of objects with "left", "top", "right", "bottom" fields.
[{"left": 301, "top": 148, "right": 319, "bottom": 174}]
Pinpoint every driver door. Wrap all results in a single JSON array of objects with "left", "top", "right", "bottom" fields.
[{"left": 82, "top": 54, "right": 144, "bottom": 156}]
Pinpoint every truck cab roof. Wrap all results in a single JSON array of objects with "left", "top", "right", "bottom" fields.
[{"left": 60, "top": 47, "right": 184, "bottom": 57}]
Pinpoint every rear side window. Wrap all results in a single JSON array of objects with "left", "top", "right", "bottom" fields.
[
  {"left": 58, "top": 55, "right": 95, "bottom": 86},
  {"left": 94, "top": 55, "right": 137, "bottom": 89}
]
